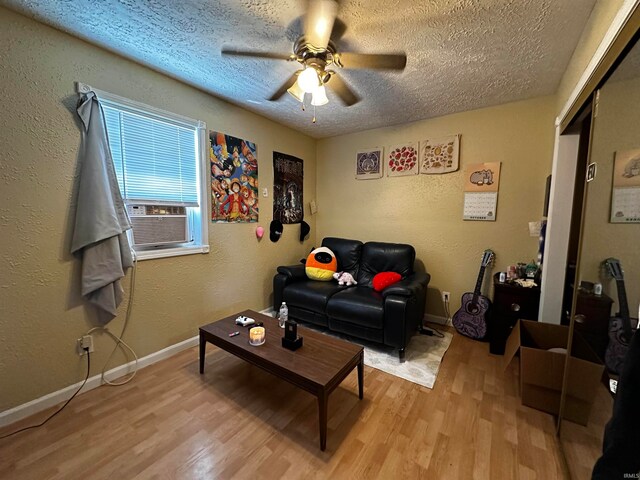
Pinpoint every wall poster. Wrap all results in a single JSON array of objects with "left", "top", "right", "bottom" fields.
[
  {"left": 355, "top": 148, "right": 384, "bottom": 180},
  {"left": 611, "top": 148, "right": 640, "bottom": 223},
  {"left": 210, "top": 131, "right": 259, "bottom": 223},
  {"left": 463, "top": 162, "right": 501, "bottom": 221},
  {"left": 387, "top": 142, "right": 419, "bottom": 177},
  {"left": 273, "top": 151, "right": 304, "bottom": 224},
  {"left": 420, "top": 135, "right": 460, "bottom": 174}
]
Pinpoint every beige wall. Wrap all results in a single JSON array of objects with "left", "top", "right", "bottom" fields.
[
  {"left": 315, "top": 97, "right": 556, "bottom": 317},
  {"left": 555, "top": 0, "right": 625, "bottom": 114},
  {"left": 0, "top": 7, "right": 317, "bottom": 411},
  {"left": 580, "top": 75, "right": 640, "bottom": 316}
]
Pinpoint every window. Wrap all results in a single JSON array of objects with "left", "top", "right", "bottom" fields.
[{"left": 89, "top": 85, "right": 209, "bottom": 260}]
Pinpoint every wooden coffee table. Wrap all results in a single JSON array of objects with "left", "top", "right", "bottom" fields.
[{"left": 199, "top": 309, "right": 364, "bottom": 451}]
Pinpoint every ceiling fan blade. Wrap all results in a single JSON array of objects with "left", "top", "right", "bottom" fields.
[
  {"left": 327, "top": 73, "right": 360, "bottom": 106},
  {"left": 335, "top": 52, "right": 407, "bottom": 70},
  {"left": 221, "top": 48, "right": 294, "bottom": 61},
  {"left": 304, "top": 0, "right": 338, "bottom": 50},
  {"left": 268, "top": 73, "right": 300, "bottom": 101}
]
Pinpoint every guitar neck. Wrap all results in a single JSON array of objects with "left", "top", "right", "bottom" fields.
[
  {"left": 474, "top": 266, "right": 486, "bottom": 296},
  {"left": 616, "top": 278, "right": 630, "bottom": 321}
]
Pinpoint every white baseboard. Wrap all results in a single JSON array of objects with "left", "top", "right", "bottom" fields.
[
  {"left": 425, "top": 313, "right": 452, "bottom": 326},
  {"left": 0, "top": 335, "right": 199, "bottom": 428}
]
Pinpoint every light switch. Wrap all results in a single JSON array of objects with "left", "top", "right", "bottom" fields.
[
  {"left": 262, "top": 188, "right": 268, "bottom": 197},
  {"left": 310, "top": 200, "right": 318, "bottom": 215}
]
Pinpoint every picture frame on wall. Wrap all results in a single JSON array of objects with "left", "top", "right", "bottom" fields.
[
  {"left": 387, "top": 142, "right": 419, "bottom": 177},
  {"left": 355, "top": 148, "right": 384, "bottom": 180}
]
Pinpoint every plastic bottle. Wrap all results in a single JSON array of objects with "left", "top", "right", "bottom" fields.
[{"left": 278, "top": 302, "right": 288, "bottom": 328}]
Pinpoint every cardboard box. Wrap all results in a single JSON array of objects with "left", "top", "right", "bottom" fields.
[{"left": 503, "top": 320, "right": 605, "bottom": 425}]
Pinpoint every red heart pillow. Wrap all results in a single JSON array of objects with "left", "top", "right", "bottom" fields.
[{"left": 373, "top": 272, "right": 402, "bottom": 292}]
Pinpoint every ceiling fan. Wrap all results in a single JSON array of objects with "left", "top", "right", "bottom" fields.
[{"left": 221, "top": 0, "right": 407, "bottom": 109}]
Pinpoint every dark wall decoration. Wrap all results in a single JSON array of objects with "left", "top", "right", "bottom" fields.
[{"left": 273, "top": 151, "right": 303, "bottom": 224}]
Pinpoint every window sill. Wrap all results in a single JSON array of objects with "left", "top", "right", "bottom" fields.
[{"left": 133, "top": 244, "right": 209, "bottom": 261}]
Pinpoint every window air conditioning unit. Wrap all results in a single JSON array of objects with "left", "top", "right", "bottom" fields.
[{"left": 127, "top": 205, "right": 189, "bottom": 247}]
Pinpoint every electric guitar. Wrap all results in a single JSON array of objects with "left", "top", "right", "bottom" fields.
[
  {"left": 604, "top": 258, "right": 637, "bottom": 374},
  {"left": 453, "top": 249, "right": 494, "bottom": 340}
]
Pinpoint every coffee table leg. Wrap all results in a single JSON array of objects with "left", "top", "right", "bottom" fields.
[
  {"left": 358, "top": 354, "right": 364, "bottom": 400},
  {"left": 199, "top": 333, "right": 206, "bottom": 374},
  {"left": 318, "top": 391, "right": 328, "bottom": 451}
]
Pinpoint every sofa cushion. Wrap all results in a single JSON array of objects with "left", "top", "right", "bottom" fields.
[
  {"left": 327, "top": 287, "right": 384, "bottom": 329},
  {"left": 372, "top": 271, "right": 402, "bottom": 292},
  {"left": 283, "top": 280, "right": 346, "bottom": 314},
  {"left": 357, "top": 242, "right": 415, "bottom": 288},
  {"left": 322, "top": 237, "right": 363, "bottom": 278}
]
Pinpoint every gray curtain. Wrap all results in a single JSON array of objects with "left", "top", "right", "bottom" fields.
[{"left": 71, "top": 91, "right": 132, "bottom": 324}]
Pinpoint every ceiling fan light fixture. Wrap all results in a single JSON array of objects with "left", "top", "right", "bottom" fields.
[
  {"left": 297, "top": 66, "right": 321, "bottom": 93},
  {"left": 311, "top": 85, "right": 329, "bottom": 106},
  {"left": 287, "top": 80, "right": 306, "bottom": 102}
]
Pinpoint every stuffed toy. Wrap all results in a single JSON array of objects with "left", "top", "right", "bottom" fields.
[
  {"left": 372, "top": 271, "right": 402, "bottom": 292},
  {"left": 333, "top": 271, "right": 357, "bottom": 286},
  {"left": 305, "top": 246, "right": 337, "bottom": 281}
]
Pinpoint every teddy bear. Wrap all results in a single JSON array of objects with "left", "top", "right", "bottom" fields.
[{"left": 333, "top": 271, "right": 358, "bottom": 286}]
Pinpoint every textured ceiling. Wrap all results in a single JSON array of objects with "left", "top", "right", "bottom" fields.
[{"left": 2, "top": 0, "right": 597, "bottom": 138}]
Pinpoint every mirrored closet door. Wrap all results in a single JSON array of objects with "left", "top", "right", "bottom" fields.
[{"left": 559, "top": 35, "right": 640, "bottom": 479}]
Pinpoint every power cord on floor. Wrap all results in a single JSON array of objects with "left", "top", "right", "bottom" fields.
[
  {"left": 0, "top": 349, "right": 91, "bottom": 440},
  {"left": 419, "top": 325, "right": 445, "bottom": 338},
  {"left": 86, "top": 250, "right": 139, "bottom": 386}
]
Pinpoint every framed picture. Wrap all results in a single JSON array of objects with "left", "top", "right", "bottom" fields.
[
  {"left": 355, "top": 148, "right": 384, "bottom": 179},
  {"left": 420, "top": 135, "right": 460, "bottom": 174},
  {"left": 387, "top": 142, "right": 419, "bottom": 177}
]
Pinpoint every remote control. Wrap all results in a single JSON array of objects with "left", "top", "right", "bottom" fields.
[{"left": 235, "top": 316, "right": 255, "bottom": 326}]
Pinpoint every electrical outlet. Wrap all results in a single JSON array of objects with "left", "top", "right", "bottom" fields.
[
  {"left": 442, "top": 291, "right": 450, "bottom": 303},
  {"left": 77, "top": 335, "right": 94, "bottom": 355}
]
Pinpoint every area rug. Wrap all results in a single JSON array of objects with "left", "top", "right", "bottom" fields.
[{"left": 360, "top": 328, "right": 453, "bottom": 389}]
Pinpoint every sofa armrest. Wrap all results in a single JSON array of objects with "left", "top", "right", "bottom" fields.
[
  {"left": 382, "top": 272, "right": 430, "bottom": 298},
  {"left": 277, "top": 264, "right": 307, "bottom": 281}
]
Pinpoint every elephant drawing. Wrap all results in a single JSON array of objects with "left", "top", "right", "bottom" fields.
[
  {"left": 622, "top": 157, "right": 640, "bottom": 178},
  {"left": 470, "top": 169, "right": 494, "bottom": 186}
]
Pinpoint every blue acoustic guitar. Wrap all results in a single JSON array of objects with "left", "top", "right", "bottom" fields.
[{"left": 452, "top": 249, "right": 494, "bottom": 340}]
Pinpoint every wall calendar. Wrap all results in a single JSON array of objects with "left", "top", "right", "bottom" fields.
[
  {"left": 463, "top": 162, "right": 501, "bottom": 221},
  {"left": 611, "top": 149, "right": 640, "bottom": 224}
]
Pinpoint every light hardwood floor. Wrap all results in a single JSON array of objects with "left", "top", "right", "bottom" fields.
[
  {"left": 0, "top": 331, "right": 567, "bottom": 479},
  {"left": 560, "top": 380, "right": 612, "bottom": 480}
]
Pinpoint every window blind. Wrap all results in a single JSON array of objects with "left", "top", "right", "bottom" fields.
[{"left": 102, "top": 103, "right": 199, "bottom": 206}]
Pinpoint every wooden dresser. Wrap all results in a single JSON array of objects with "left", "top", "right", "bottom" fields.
[{"left": 574, "top": 291, "right": 613, "bottom": 360}]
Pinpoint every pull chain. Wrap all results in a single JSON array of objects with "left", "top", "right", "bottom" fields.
[{"left": 312, "top": 105, "right": 316, "bottom": 124}]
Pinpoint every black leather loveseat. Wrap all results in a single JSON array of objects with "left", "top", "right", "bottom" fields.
[{"left": 273, "top": 237, "right": 430, "bottom": 360}]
